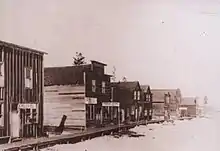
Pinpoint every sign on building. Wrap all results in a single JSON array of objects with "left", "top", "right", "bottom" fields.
[
  {"left": 18, "top": 103, "right": 37, "bottom": 109},
  {"left": 102, "top": 102, "right": 120, "bottom": 107},
  {"left": 85, "top": 97, "right": 97, "bottom": 104}
]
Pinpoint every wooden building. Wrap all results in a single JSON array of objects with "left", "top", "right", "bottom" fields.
[
  {"left": 44, "top": 60, "right": 112, "bottom": 129},
  {"left": 180, "top": 97, "right": 197, "bottom": 117},
  {"left": 110, "top": 81, "right": 142, "bottom": 123},
  {"left": 0, "top": 40, "right": 46, "bottom": 138},
  {"left": 151, "top": 89, "right": 182, "bottom": 120},
  {"left": 140, "top": 85, "right": 153, "bottom": 121}
]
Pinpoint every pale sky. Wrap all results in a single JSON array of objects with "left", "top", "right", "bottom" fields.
[{"left": 0, "top": 0, "right": 220, "bottom": 105}]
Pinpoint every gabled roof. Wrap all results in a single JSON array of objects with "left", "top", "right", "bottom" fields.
[
  {"left": 44, "top": 64, "right": 91, "bottom": 86},
  {"left": 111, "top": 81, "right": 140, "bottom": 92},
  {"left": 181, "top": 97, "right": 197, "bottom": 106},
  {"left": 110, "top": 81, "right": 141, "bottom": 106},
  {"left": 140, "top": 85, "right": 150, "bottom": 92}
]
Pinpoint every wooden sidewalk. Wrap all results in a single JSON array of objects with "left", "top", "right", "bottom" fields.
[
  {"left": 0, "top": 119, "right": 167, "bottom": 151},
  {"left": 0, "top": 122, "right": 139, "bottom": 151}
]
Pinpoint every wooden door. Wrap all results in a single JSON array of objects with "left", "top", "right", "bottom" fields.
[{"left": 11, "top": 111, "right": 20, "bottom": 138}]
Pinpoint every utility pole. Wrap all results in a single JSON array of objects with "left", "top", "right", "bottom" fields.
[{"left": 111, "top": 87, "right": 114, "bottom": 121}]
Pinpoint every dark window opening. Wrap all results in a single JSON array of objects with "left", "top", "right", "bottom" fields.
[
  {"left": 12, "top": 103, "right": 18, "bottom": 111},
  {"left": 0, "top": 63, "right": 3, "bottom": 76},
  {"left": 0, "top": 88, "right": 3, "bottom": 100},
  {"left": 0, "top": 104, "right": 2, "bottom": 117}
]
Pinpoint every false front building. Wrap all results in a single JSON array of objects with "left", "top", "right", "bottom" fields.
[
  {"left": 0, "top": 40, "right": 46, "bottom": 138},
  {"left": 44, "top": 61, "right": 113, "bottom": 129},
  {"left": 110, "top": 81, "right": 142, "bottom": 123},
  {"left": 151, "top": 89, "right": 182, "bottom": 120}
]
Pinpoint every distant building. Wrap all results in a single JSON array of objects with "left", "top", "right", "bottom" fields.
[
  {"left": 140, "top": 85, "right": 153, "bottom": 121},
  {"left": 0, "top": 40, "right": 46, "bottom": 138},
  {"left": 110, "top": 81, "right": 142, "bottom": 123},
  {"left": 44, "top": 60, "right": 112, "bottom": 129},
  {"left": 151, "top": 89, "right": 182, "bottom": 120},
  {"left": 180, "top": 97, "right": 197, "bottom": 117}
]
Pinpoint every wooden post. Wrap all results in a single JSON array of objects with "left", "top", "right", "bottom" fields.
[
  {"left": 118, "top": 106, "right": 120, "bottom": 132},
  {"left": 111, "top": 87, "right": 114, "bottom": 122},
  {"left": 100, "top": 106, "right": 103, "bottom": 125}
]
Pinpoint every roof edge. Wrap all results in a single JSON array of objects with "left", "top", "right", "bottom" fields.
[
  {"left": 90, "top": 60, "right": 107, "bottom": 66},
  {"left": 0, "top": 40, "right": 48, "bottom": 55}
]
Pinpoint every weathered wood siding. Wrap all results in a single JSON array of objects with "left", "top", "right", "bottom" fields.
[
  {"left": 0, "top": 42, "right": 45, "bottom": 137},
  {"left": 44, "top": 85, "right": 86, "bottom": 127}
]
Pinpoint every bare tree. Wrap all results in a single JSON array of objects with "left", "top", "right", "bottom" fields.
[
  {"left": 111, "top": 66, "right": 116, "bottom": 82},
  {"left": 204, "top": 96, "right": 208, "bottom": 104},
  {"left": 73, "top": 52, "right": 86, "bottom": 66}
]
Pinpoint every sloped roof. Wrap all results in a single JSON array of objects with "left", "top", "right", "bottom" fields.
[
  {"left": 0, "top": 40, "right": 47, "bottom": 55},
  {"left": 111, "top": 81, "right": 140, "bottom": 91},
  {"left": 140, "top": 85, "right": 150, "bottom": 92},
  {"left": 44, "top": 64, "right": 91, "bottom": 86},
  {"left": 110, "top": 81, "right": 141, "bottom": 106},
  {"left": 181, "top": 97, "right": 197, "bottom": 105},
  {"left": 151, "top": 89, "right": 180, "bottom": 102}
]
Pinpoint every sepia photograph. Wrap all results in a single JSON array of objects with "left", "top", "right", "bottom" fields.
[{"left": 0, "top": 0, "right": 219, "bottom": 150}]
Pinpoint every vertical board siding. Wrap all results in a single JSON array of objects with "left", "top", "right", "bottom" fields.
[
  {"left": 44, "top": 85, "right": 86, "bottom": 127},
  {"left": 0, "top": 44, "right": 45, "bottom": 137}
]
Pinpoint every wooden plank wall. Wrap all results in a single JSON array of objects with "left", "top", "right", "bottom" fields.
[
  {"left": 44, "top": 85, "right": 86, "bottom": 128},
  {"left": 0, "top": 45, "right": 44, "bottom": 136}
]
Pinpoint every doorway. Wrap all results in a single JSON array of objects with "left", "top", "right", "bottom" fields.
[
  {"left": 19, "top": 108, "right": 38, "bottom": 137},
  {"left": 11, "top": 110, "right": 20, "bottom": 138}
]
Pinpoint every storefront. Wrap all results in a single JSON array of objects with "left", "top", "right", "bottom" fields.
[
  {"left": 179, "top": 107, "right": 187, "bottom": 117},
  {"left": 85, "top": 97, "right": 98, "bottom": 127},
  {"left": 102, "top": 102, "right": 120, "bottom": 125},
  {"left": 144, "top": 108, "right": 152, "bottom": 121},
  {"left": 11, "top": 103, "right": 39, "bottom": 138}
]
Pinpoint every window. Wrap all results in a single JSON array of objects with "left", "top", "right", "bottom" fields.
[
  {"left": 0, "top": 62, "right": 4, "bottom": 77},
  {"left": 92, "top": 80, "right": 96, "bottom": 92},
  {"left": 149, "top": 109, "right": 152, "bottom": 115},
  {"left": 32, "top": 109, "right": 37, "bottom": 123},
  {"left": 134, "top": 91, "right": 137, "bottom": 100},
  {"left": 0, "top": 88, "right": 3, "bottom": 100},
  {"left": 25, "top": 68, "right": 32, "bottom": 80},
  {"left": 102, "top": 81, "right": 106, "bottom": 94},
  {"left": 146, "top": 94, "right": 150, "bottom": 102},
  {"left": 25, "top": 67, "right": 33, "bottom": 89},
  {"left": 0, "top": 62, "right": 4, "bottom": 87},
  {"left": 87, "top": 105, "right": 95, "bottom": 120},
  {"left": 26, "top": 109, "right": 31, "bottom": 124},
  {"left": 0, "top": 103, "right": 3, "bottom": 118},
  {"left": 131, "top": 106, "right": 135, "bottom": 115},
  {"left": 137, "top": 91, "right": 140, "bottom": 100}
]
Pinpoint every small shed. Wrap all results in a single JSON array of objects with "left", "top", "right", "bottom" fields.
[{"left": 180, "top": 97, "right": 197, "bottom": 117}]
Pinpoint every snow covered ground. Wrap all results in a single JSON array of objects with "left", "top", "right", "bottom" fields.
[{"left": 42, "top": 107, "right": 220, "bottom": 151}]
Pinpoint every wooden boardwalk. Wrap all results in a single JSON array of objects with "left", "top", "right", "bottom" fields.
[
  {"left": 0, "top": 118, "right": 194, "bottom": 151},
  {"left": 0, "top": 119, "right": 170, "bottom": 151},
  {"left": 0, "top": 122, "right": 140, "bottom": 151}
]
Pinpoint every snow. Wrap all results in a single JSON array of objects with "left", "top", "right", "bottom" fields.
[{"left": 42, "top": 109, "right": 219, "bottom": 151}]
